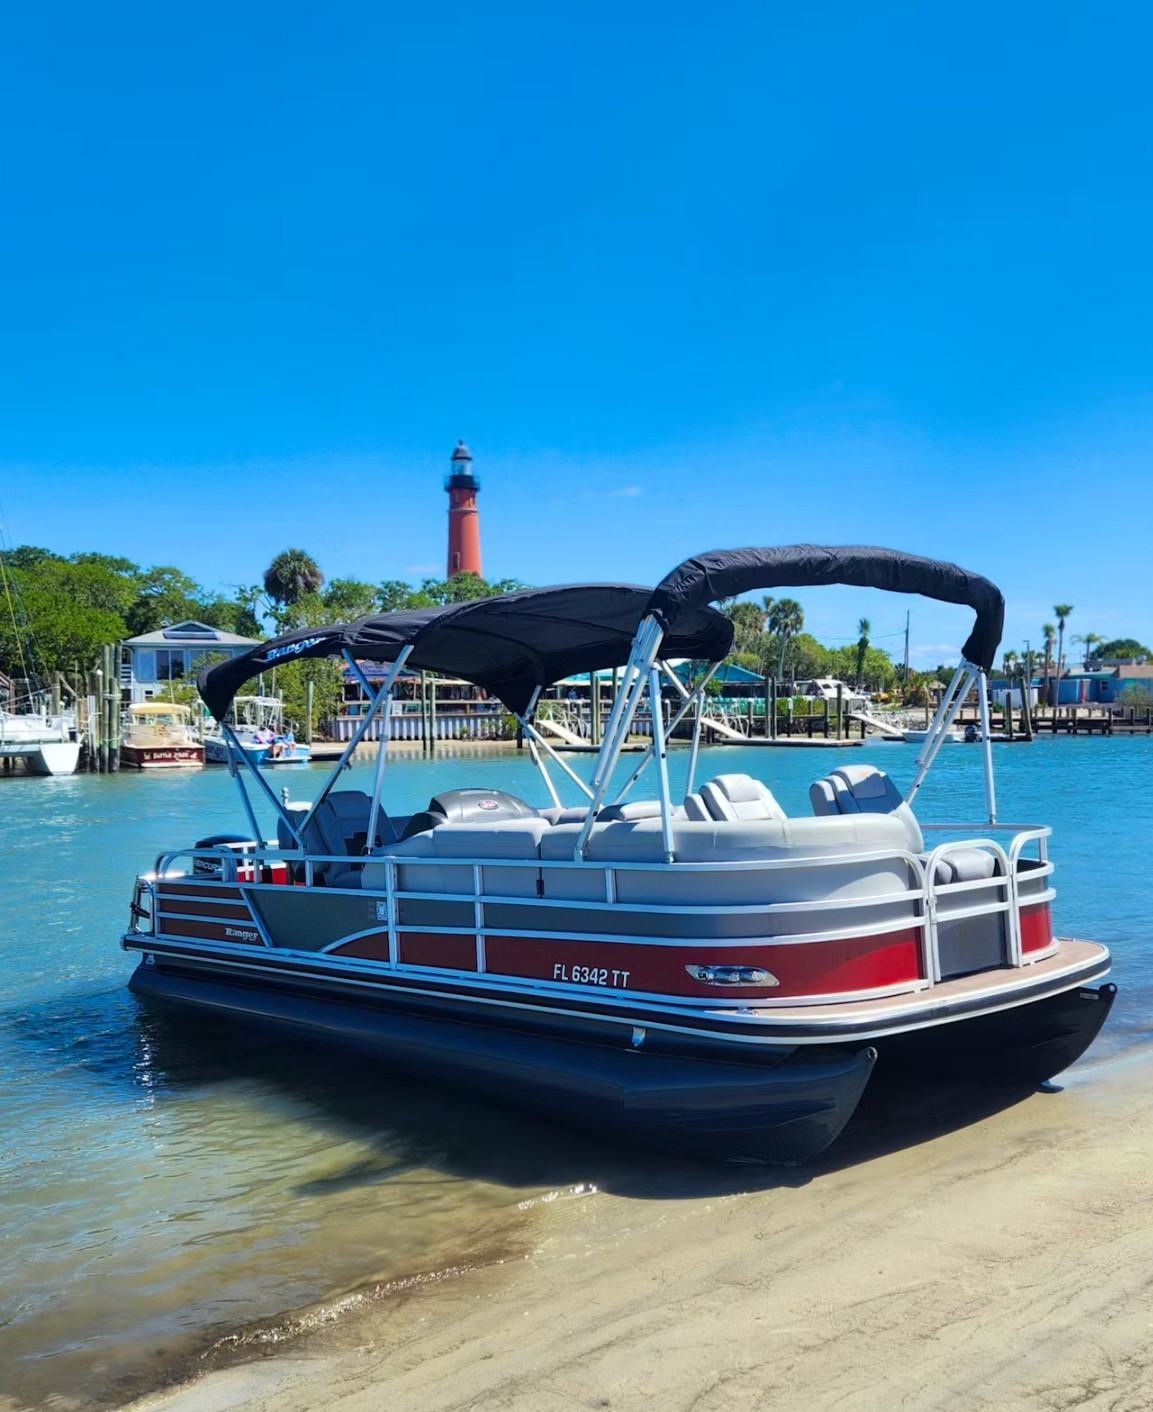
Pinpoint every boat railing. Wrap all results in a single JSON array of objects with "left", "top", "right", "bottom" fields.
[
  {"left": 923, "top": 824, "right": 1055, "bottom": 969},
  {"left": 134, "top": 823, "right": 1058, "bottom": 1007}
]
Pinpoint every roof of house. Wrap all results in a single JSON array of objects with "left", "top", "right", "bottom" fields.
[
  {"left": 123, "top": 620, "right": 261, "bottom": 648},
  {"left": 1114, "top": 663, "right": 1153, "bottom": 678}
]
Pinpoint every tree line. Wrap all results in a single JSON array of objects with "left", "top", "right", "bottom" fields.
[
  {"left": 4, "top": 544, "right": 1146, "bottom": 722},
  {"left": 0, "top": 543, "right": 525, "bottom": 683},
  {"left": 720, "top": 596, "right": 911, "bottom": 695}
]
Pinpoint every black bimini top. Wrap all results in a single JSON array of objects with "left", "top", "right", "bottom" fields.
[
  {"left": 199, "top": 586, "right": 733, "bottom": 722},
  {"left": 649, "top": 545, "right": 1005, "bottom": 671}
]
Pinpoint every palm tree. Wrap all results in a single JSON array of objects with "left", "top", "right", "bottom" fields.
[
  {"left": 1073, "top": 632, "right": 1103, "bottom": 669},
  {"left": 263, "top": 549, "right": 324, "bottom": 608},
  {"left": 1041, "top": 623, "right": 1056, "bottom": 707},
  {"left": 854, "top": 618, "right": 871, "bottom": 690},
  {"left": 768, "top": 598, "right": 804, "bottom": 680},
  {"left": 1053, "top": 604, "right": 1073, "bottom": 706}
]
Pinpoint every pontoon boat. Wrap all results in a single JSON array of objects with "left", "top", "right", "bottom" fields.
[{"left": 121, "top": 547, "right": 1114, "bottom": 1165}]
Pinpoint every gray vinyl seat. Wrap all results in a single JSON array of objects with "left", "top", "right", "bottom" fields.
[
  {"left": 809, "top": 765, "right": 996, "bottom": 883},
  {"left": 598, "top": 799, "right": 685, "bottom": 822},
  {"left": 809, "top": 765, "right": 922, "bottom": 850},
  {"left": 299, "top": 790, "right": 378, "bottom": 886},
  {"left": 696, "top": 773, "right": 787, "bottom": 823},
  {"left": 544, "top": 801, "right": 684, "bottom": 825},
  {"left": 540, "top": 805, "right": 591, "bottom": 825}
]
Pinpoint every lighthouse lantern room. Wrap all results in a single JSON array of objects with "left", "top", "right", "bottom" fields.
[{"left": 445, "top": 440, "right": 482, "bottom": 579}]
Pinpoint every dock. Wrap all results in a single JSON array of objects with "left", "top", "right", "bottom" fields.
[{"left": 955, "top": 707, "right": 1153, "bottom": 737}]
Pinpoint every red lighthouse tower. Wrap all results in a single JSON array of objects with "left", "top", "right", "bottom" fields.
[{"left": 446, "top": 440, "right": 482, "bottom": 579}]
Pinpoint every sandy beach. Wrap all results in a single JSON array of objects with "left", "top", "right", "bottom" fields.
[{"left": 126, "top": 1046, "right": 1153, "bottom": 1412}]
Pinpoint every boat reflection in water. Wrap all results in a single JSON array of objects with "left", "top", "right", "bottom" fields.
[{"left": 122, "top": 546, "right": 1115, "bottom": 1166}]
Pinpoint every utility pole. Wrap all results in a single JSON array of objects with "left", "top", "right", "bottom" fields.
[{"left": 902, "top": 611, "right": 910, "bottom": 686}]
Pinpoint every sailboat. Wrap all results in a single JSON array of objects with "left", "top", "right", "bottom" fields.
[{"left": 0, "top": 543, "right": 80, "bottom": 776}]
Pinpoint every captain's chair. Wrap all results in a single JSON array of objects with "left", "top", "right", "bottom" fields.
[
  {"left": 298, "top": 790, "right": 380, "bottom": 884},
  {"left": 691, "top": 773, "right": 787, "bottom": 823}
]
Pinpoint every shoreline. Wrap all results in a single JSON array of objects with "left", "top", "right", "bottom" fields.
[{"left": 121, "top": 1041, "right": 1153, "bottom": 1412}]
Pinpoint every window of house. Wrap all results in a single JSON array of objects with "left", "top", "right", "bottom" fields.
[{"left": 155, "top": 649, "right": 188, "bottom": 681}]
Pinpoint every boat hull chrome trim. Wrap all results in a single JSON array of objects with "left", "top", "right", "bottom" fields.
[{"left": 122, "top": 930, "right": 1110, "bottom": 1046}]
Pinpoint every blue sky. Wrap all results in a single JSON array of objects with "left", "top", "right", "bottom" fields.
[{"left": 2, "top": 2, "right": 1150, "bottom": 666}]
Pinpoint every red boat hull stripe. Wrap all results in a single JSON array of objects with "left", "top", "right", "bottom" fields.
[{"left": 327, "top": 927, "right": 923, "bottom": 997}]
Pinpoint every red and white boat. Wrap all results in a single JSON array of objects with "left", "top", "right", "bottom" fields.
[
  {"left": 119, "top": 702, "right": 205, "bottom": 769},
  {"left": 121, "top": 546, "right": 1114, "bottom": 1164}
]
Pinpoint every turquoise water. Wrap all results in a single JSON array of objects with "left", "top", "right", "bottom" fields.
[{"left": 0, "top": 738, "right": 1149, "bottom": 1405}]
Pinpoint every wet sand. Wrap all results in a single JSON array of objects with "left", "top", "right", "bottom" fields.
[{"left": 128, "top": 1048, "right": 1153, "bottom": 1412}]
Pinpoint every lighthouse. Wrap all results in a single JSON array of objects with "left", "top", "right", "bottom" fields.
[{"left": 446, "top": 440, "right": 482, "bottom": 579}]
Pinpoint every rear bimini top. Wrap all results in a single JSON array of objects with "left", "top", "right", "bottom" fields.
[{"left": 649, "top": 545, "right": 1004, "bottom": 671}]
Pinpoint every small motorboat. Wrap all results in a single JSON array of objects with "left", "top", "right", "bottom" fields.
[
  {"left": 120, "top": 702, "right": 205, "bottom": 769},
  {"left": 121, "top": 546, "right": 1114, "bottom": 1165},
  {"left": 902, "top": 727, "right": 964, "bottom": 744},
  {"left": 203, "top": 696, "right": 311, "bottom": 767}
]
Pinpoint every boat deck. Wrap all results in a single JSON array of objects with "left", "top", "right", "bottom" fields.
[{"left": 732, "top": 938, "right": 1108, "bottom": 1038}]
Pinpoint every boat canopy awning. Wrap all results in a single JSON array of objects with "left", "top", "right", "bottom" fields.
[
  {"left": 198, "top": 587, "right": 733, "bottom": 721},
  {"left": 649, "top": 545, "right": 1005, "bottom": 672},
  {"left": 198, "top": 607, "right": 452, "bottom": 722}
]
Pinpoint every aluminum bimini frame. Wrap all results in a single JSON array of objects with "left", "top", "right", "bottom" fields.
[
  {"left": 220, "top": 646, "right": 415, "bottom": 850},
  {"left": 202, "top": 544, "right": 1008, "bottom": 857},
  {"left": 905, "top": 662, "right": 998, "bottom": 823}
]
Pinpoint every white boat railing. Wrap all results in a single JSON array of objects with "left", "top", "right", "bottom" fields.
[{"left": 130, "top": 822, "right": 1057, "bottom": 1010}]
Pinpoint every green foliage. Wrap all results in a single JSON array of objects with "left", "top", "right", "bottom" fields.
[
  {"left": 376, "top": 579, "right": 416, "bottom": 611},
  {"left": 787, "top": 633, "right": 832, "bottom": 681},
  {"left": 902, "top": 671, "right": 932, "bottom": 706},
  {"left": 1119, "top": 683, "right": 1152, "bottom": 707},
  {"left": 825, "top": 644, "right": 896, "bottom": 692},
  {"left": 855, "top": 618, "right": 871, "bottom": 689},
  {"left": 373, "top": 572, "right": 530, "bottom": 612},
  {"left": 263, "top": 548, "right": 324, "bottom": 607},
  {"left": 721, "top": 600, "right": 766, "bottom": 656},
  {"left": 5, "top": 545, "right": 56, "bottom": 570},
  {"left": 125, "top": 565, "right": 207, "bottom": 635},
  {"left": 0, "top": 545, "right": 262, "bottom": 679},
  {"left": 1098, "top": 638, "right": 1151, "bottom": 661},
  {"left": 420, "top": 571, "right": 528, "bottom": 604},
  {"left": 322, "top": 578, "right": 379, "bottom": 621},
  {"left": 767, "top": 598, "right": 804, "bottom": 678},
  {"left": 0, "top": 556, "right": 128, "bottom": 676},
  {"left": 273, "top": 657, "right": 343, "bottom": 733}
]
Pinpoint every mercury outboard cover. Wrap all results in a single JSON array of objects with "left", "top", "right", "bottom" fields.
[{"left": 400, "top": 787, "right": 539, "bottom": 839}]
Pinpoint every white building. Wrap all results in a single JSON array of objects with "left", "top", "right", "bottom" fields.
[{"left": 120, "top": 621, "right": 260, "bottom": 703}]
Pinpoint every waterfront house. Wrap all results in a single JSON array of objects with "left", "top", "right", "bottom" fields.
[
  {"left": 1097, "top": 662, "right": 1153, "bottom": 704},
  {"left": 120, "top": 622, "right": 261, "bottom": 704},
  {"left": 1043, "top": 665, "right": 1153, "bottom": 706}
]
